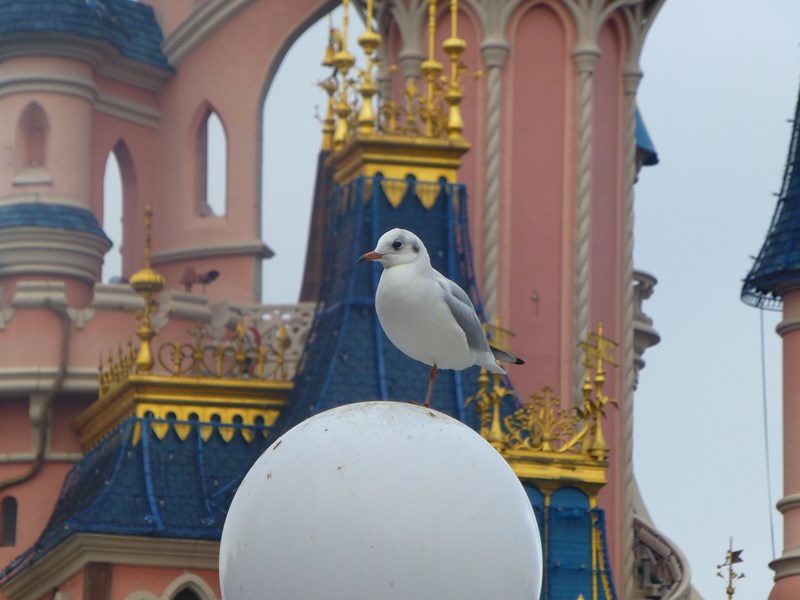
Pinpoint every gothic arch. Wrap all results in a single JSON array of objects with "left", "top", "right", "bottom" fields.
[
  {"left": 190, "top": 103, "right": 228, "bottom": 217},
  {"left": 160, "top": 573, "right": 217, "bottom": 600},
  {"left": 105, "top": 139, "right": 138, "bottom": 278},
  {"left": 14, "top": 101, "right": 50, "bottom": 178}
]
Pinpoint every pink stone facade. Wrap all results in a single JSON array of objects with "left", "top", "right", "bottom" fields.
[{"left": 0, "top": 1, "right": 677, "bottom": 599}]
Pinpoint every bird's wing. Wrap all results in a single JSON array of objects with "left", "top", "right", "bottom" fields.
[{"left": 437, "top": 277, "right": 490, "bottom": 353}]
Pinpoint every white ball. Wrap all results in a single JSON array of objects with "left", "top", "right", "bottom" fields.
[{"left": 220, "top": 401, "right": 542, "bottom": 600}]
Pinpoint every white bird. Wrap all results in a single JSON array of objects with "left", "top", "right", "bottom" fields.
[{"left": 358, "top": 228, "right": 524, "bottom": 407}]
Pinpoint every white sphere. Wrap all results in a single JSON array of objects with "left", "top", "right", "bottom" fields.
[{"left": 220, "top": 401, "right": 542, "bottom": 600}]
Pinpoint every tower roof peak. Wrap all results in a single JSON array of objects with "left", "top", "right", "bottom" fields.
[{"left": 743, "top": 77, "right": 800, "bottom": 308}]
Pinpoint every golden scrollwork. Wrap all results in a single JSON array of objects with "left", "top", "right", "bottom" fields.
[
  {"left": 322, "top": 0, "right": 473, "bottom": 145},
  {"left": 468, "top": 323, "right": 617, "bottom": 490},
  {"left": 155, "top": 320, "right": 292, "bottom": 382}
]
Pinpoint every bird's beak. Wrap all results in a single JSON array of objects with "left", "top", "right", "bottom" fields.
[{"left": 357, "top": 251, "right": 383, "bottom": 264}]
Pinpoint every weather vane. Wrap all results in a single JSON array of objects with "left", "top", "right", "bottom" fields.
[{"left": 716, "top": 538, "right": 744, "bottom": 599}]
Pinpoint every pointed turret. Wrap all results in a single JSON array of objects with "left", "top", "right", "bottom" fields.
[
  {"left": 743, "top": 77, "right": 800, "bottom": 599},
  {"left": 743, "top": 82, "right": 800, "bottom": 307}
]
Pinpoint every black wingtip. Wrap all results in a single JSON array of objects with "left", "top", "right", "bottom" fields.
[{"left": 489, "top": 345, "right": 525, "bottom": 366}]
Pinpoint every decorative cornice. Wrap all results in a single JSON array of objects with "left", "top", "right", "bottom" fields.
[
  {"left": 0, "top": 368, "right": 99, "bottom": 394},
  {"left": 151, "top": 240, "right": 274, "bottom": 265},
  {"left": 0, "top": 33, "right": 116, "bottom": 70},
  {"left": 0, "top": 71, "right": 97, "bottom": 103},
  {"left": 95, "top": 91, "right": 160, "bottom": 128},
  {"left": 0, "top": 228, "right": 110, "bottom": 284},
  {"left": 479, "top": 36, "right": 510, "bottom": 69},
  {"left": 0, "top": 194, "right": 89, "bottom": 209},
  {"left": 161, "top": 0, "right": 253, "bottom": 67},
  {"left": 776, "top": 493, "right": 800, "bottom": 514},
  {"left": 0, "top": 534, "right": 219, "bottom": 600},
  {"left": 776, "top": 313, "right": 800, "bottom": 337},
  {"left": 771, "top": 544, "right": 800, "bottom": 582},
  {"left": 0, "top": 34, "right": 170, "bottom": 93},
  {"left": 0, "top": 68, "right": 161, "bottom": 128}
]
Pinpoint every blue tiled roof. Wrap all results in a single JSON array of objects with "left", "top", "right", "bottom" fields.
[
  {"left": 635, "top": 109, "right": 658, "bottom": 167},
  {"left": 0, "top": 203, "right": 111, "bottom": 243},
  {"left": 271, "top": 174, "right": 521, "bottom": 440},
  {"left": 743, "top": 81, "right": 800, "bottom": 308},
  {"left": 0, "top": 0, "right": 172, "bottom": 72},
  {"left": 0, "top": 417, "right": 272, "bottom": 585}
]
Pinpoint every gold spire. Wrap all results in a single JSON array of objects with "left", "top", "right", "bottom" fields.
[
  {"left": 331, "top": 0, "right": 355, "bottom": 150},
  {"left": 356, "top": 0, "right": 381, "bottom": 134},
  {"left": 128, "top": 206, "right": 164, "bottom": 373},
  {"left": 322, "top": 0, "right": 475, "bottom": 184},
  {"left": 442, "top": 0, "right": 466, "bottom": 139},
  {"left": 420, "top": 0, "right": 443, "bottom": 137}
]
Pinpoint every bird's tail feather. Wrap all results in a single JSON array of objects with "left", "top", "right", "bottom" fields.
[{"left": 490, "top": 345, "right": 525, "bottom": 366}]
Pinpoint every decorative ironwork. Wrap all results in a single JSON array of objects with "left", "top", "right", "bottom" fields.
[
  {"left": 97, "top": 305, "right": 313, "bottom": 395},
  {"left": 322, "top": 0, "right": 475, "bottom": 144},
  {"left": 468, "top": 323, "right": 617, "bottom": 487}
]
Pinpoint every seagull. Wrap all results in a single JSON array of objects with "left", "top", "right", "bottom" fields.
[{"left": 358, "top": 228, "right": 524, "bottom": 407}]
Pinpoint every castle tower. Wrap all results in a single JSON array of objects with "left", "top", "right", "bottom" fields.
[
  {"left": 323, "top": 1, "right": 670, "bottom": 595},
  {"left": 743, "top": 74, "right": 800, "bottom": 600},
  {"left": 0, "top": 1, "right": 683, "bottom": 599}
]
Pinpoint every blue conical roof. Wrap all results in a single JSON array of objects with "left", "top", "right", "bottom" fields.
[
  {"left": 272, "top": 174, "right": 506, "bottom": 438},
  {"left": 743, "top": 78, "right": 800, "bottom": 308}
]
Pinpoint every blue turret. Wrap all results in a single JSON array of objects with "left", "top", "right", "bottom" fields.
[
  {"left": 743, "top": 81, "right": 800, "bottom": 308},
  {"left": 273, "top": 174, "right": 491, "bottom": 435}
]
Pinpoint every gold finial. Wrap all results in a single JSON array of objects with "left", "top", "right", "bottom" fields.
[
  {"left": 330, "top": 0, "right": 356, "bottom": 149},
  {"left": 442, "top": 0, "right": 466, "bottom": 139},
  {"left": 322, "top": 13, "right": 336, "bottom": 67},
  {"left": 332, "top": 0, "right": 355, "bottom": 73},
  {"left": 420, "top": 0, "right": 443, "bottom": 137},
  {"left": 129, "top": 206, "right": 164, "bottom": 373},
  {"left": 578, "top": 323, "right": 617, "bottom": 460},
  {"left": 319, "top": 77, "right": 338, "bottom": 151},
  {"left": 356, "top": 0, "right": 381, "bottom": 134},
  {"left": 717, "top": 538, "right": 744, "bottom": 599}
]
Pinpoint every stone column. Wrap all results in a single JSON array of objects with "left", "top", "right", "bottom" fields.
[{"left": 479, "top": 37, "right": 509, "bottom": 321}]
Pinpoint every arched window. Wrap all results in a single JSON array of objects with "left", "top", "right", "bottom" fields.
[
  {"left": 261, "top": 6, "right": 363, "bottom": 303},
  {"left": 197, "top": 110, "right": 227, "bottom": 217},
  {"left": 1, "top": 497, "right": 17, "bottom": 546},
  {"left": 16, "top": 102, "right": 48, "bottom": 169},
  {"left": 161, "top": 574, "right": 217, "bottom": 600},
  {"left": 103, "top": 151, "right": 123, "bottom": 281}
]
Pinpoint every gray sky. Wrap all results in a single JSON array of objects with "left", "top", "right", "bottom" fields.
[
  {"left": 104, "top": 1, "right": 800, "bottom": 596},
  {"left": 633, "top": 1, "right": 800, "bottom": 596}
]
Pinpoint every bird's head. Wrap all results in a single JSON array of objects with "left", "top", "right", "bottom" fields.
[{"left": 357, "top": 228, "right": 429, "bottom": 269}]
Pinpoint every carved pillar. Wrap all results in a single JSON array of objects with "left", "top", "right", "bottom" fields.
[
  {"left": 571, "top": 43, "right": 600, "bottom": 398},
  {"left": 479, "top": 37, "right": 509, "bottom": 320}
]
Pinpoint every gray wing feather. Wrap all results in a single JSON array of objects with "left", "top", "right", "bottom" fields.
[{"left": 437, "top": 278, "right": 490, "bottom": 353}]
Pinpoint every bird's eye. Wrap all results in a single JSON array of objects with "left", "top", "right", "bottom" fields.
[{"left": 392, "top": 240, "right": 403, "bottom": 250}]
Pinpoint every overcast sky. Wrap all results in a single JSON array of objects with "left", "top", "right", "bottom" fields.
[{"left": 100, "top": 1, "right": 800, "bottom": 596}]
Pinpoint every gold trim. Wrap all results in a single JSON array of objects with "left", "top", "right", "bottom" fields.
[
  {"left": 76, "top": 374, "right": 290, "bottom": 450},
  {"left": 468, "top": 323, "right": 616, "bottom": 493}
]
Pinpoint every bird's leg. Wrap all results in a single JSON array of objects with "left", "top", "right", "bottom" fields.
[{"left": 424, "top": 364, "right": 438, "bottom": 407}]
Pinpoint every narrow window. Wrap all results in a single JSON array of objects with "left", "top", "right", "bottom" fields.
[
  {"left": 103, "top": 151, "right": 123, "bottom": 282},
  {"left": 197, "top": 110, "right": 227, "bottom": 217},
  {"left": 15, "top": 102, "right": 49, "bottom": 172},
  {"left": 1, "top": 497, "right": 17, "bottom": 546}
]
